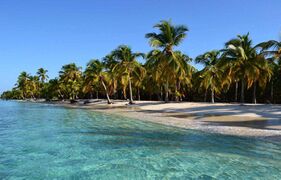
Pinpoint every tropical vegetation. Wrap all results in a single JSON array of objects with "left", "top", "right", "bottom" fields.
[{"left": 1, "top": 20, "right": 280, "bottom": 104}]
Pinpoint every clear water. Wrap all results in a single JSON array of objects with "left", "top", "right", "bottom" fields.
[{"left": 0, "top": 101, "right": 281, "bottom": 179}]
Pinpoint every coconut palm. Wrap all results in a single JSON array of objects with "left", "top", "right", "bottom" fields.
[
  {"left": 256, "top": 40, "right": 281, "bottom": 60},
  {"left": 256, "top": 40, "right": 281, "bottom": 103},
  {"left": 266, "top": 58, "right": 280, "bottom": 103},
  {"left": 223, "top": 33, "right": 272, "bottom": 103},
  {"left": 28, "top": 75, "right": 40, "bottom": 99},
  {"left": 196, "top": 50, "right": 225, "bottom": 103},
  {"left": 36, "top": 68, "right": 48, "bottom": 98},
  {"left": 59, "top": 63, "right": 82, "bottom": 100},
  {"left": 112, "top": 45, "right": 145, "bottom": 104},
  {"left": 145, "top": 20, "right": 188, "bottom": 102},
  {"left": 44, "top": 78, "right": 62, "bottom": 100},
  {"left": 223, "top": 33, "right": 256, "bottom": 103},
  {"left": 16, "top": 72, "right": 31, "bottom": 99},
  {"left": 253, "top": 55, "right": 272, "bottom": 103},
  {"left": 103, "top": 54, "right": 119, "bottom": 99},
  {"left": 143, "top": 59, "right": 163, "bottom": 100},
  {"left": 16, "top": 72, "right": 41, "bottom": 99},
  {"left": 131, "top": 64, "right": 146, "bottom": 101},
  {"left": 83, "top": 61, "right": 99, "bottom": 99},
  {"left": 84, "top": 59, "right": 112, "bottom": 104},
  {"left": 37, "top": 68, "right": 48, "bottom": 83},
  {"left": 173, "top": 51, "right": 194, "bottom": 101}
]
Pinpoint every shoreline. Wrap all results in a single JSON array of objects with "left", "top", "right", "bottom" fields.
[{"left": 32, "top": 99, "right": 281, "bottom": 142}]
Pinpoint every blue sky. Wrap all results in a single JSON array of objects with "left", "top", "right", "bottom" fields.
[{"left": 0, "top": 0, "right": 280, "bottom": 93}]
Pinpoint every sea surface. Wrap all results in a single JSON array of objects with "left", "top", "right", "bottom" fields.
[{"left": 0, "top": 101, "right": 281, "bottom": 179}]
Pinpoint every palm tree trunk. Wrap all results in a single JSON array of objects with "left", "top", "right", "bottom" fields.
[
  {"left": 175, "top": 81, "right": 179, "bottom": 102},
  {"left": 241, "top": 80, "right": 245, "bottom": 103},
  {"left": 178, "top": 82, "right": 182, "bottom": 101},
  {"left": 123, "top": 87, "right": 127, "bottom": 100},
  {"left": 204, "top": 89, "right": 208, "bottom": 102},
  {"left": 114, "top": 87, "right": 117, "bottom": 100},
  {"left": 211, "top": 88, "right": 215, "bottom": 103},
  {"left": 160, "top": 86, "right": 163, "bottom": 101},
  {"left": 31, "top": 92, "right": 35, "bottom": 100},
  {"left": 235, "top": 81, "right": 238, "bottom": 102},
  {"left": 270, "top": 80, "right": 274, "bottom": 103},
  {"left": 253, "top": 82, "right": 257, "bottom": 104},
  {"left": 22, "top": 91, "right": 26, "bottom": 99},
  {"left": 128, "top": 76, "right": 134, "bottom": 104},
  {"left": 58, "top": 91, "right": 63, "bottom": 100},
  {"left": 101, "top": 80, "right": 112, "bottom": 104},
  {"left": 137, "top": 88, "right": 140, "bottom": 101},
  {"left": 165, "top": 80, "right": 169, "bottom": 103}
]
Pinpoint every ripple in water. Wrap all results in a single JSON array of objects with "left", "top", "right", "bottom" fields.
[{"left": 0, "top": 101, "right": 281, "bottom": 179}]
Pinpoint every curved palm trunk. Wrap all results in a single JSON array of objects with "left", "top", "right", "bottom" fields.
[
  {"left": 165, "top": 80, "right": 169, "bottom": 103},
  {"left": 128, "top": 76, "right": 134, "bottom": 104},
  {"left": 241, "top": 80, "right": 245, "bottom": 103},
  {"left": 235, "top": 81, "right": 238, "bottom": 102},
  {"left": 211, "top": 88, "right": 215, "bottom": 103},
  {"left": 252, "top": 82, "right": 257, "bottom": 104},
  {"left": 58, "top": 90, "right": 64, "bottom": 100},
  {"left": 101, "top": 80, "right": 112, "bottom": 104}
]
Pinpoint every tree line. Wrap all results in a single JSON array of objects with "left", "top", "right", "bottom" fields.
[{"left": 1, "top": 20, "right": 281, "bottom": 104}]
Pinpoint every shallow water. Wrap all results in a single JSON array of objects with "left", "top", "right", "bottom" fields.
[{"left": 0, "top": 101, "right": 281, "bottom": 179}]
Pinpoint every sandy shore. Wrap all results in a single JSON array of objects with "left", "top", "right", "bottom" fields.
[{"left": 42, "top": 100, "right": 281, "bottom": 141}]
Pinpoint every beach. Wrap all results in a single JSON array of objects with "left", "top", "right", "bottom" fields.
[{"left": 42, "top": 100, "right": 281, "bottom": 141}]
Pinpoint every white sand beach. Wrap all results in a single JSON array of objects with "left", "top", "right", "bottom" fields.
[{"left": 45, "top": 100, "right": 281, "bottom": 141}]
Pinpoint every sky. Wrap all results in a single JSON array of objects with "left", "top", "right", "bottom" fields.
[{"left": 0, "top": 0, "right": 280, "bottom": 93}]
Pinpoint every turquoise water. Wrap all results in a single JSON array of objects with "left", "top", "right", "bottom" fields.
[{"left": 0, "top": 101, "right": 281, "bottom": 179}]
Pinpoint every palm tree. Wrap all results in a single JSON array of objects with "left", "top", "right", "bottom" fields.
[
  {"left": 28, "top": 75, "right": 40, "bottom": 99},
  {"left": 131, "top": 64, "right": 146, "bottom": 101},
  {"left": 266, "top": 58, "right": 280, "bottom": 103},
  {"left": 223, "top": 33, "right": 272, "bottom": 103},
  {"left": 36, "top": 68, "right": 48, "bottom": 98},
  {"left": 37, "top": 68, "right": 48, "bottom": 83},
  {"left": 45, "top": 78, "right": 62, "bottom": 100},
  {"left": 143, "top": 59, "right": 163, "bottom": 100},
  {"left": 256, "top": 40, "right": 281, "bottom": 103},
  {"left": 196, "top": 50, "right": 225, "bottom": 103},
  {"left": 112, "top": 45, "right": 145, "bottom": 104},
  {"left": 173, "top": 51, "right": 194, "bottom": 101},
  {"left": 83, "top": 62, "right": 99, "bottom": 99},
  {"left": 59, "top": 63, "right": 82, "bottom": 100},
  {"left": 84, "top": 59, "right": 112, "bottom": 104},
  {"left": 256, "top": 40, "right": 281, "bottom": 60},
  {"left": 145, "top": 20, "right": 188, "bottom": 102},
  {"left": 17, "top": 71, "right": 30, "bottom": 99},
  {"left": 103, "top": 54, "right": 119, "bottom": 99},
  {"left": 16, "top": 72, "right": 41, "bottom": 99}
]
